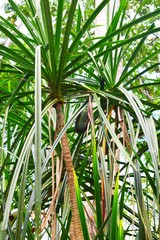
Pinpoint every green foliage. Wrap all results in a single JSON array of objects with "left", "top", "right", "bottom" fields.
[{"left": 0, "top": 0, "right": 159, "bottom": 239}]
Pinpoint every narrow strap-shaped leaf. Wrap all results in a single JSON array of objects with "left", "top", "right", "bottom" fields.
[
  {"left": 69, "top": 0, "right": 110, "bottom": 54},
  {"left": 0, "top": 24, "right": 34, "bottom": 60},
  {"left": 57, "top": 0, "right": 78, "bottom": 94},
  {"left": 64, "top": 27, "right": 160, "bottom": 78},
  {"left": 89, "top": 9, "right": 160, "bottom": 51},
  {"left": 1, "top": 98, "right": 55, "bottom": 234},
  {"left": 91, "top": 27, "right": 160, "bottom": 61},
  {"left": 34, "top": 46, "right": 42, "bottom": 239},
  {"left": 110, "top": 173, "right": 119, "bottom": 240},
  {"left": 128, "top": 79, "right": 160, "bottom": 90},
  {"left": 126, "top": 63, "right": 160, "bottom": 87},
  {"left": 87, "top": 51, "right": 112, "bottom": 88},
  {"left": 55, "top": 0, "right": 64, "bottom": 61},
  {"left": 134, "top": 160, "right": 152, "bottom": 240},
  {"left": 8, "top": 0, "right": 40, "bottom": 44},
  {"left": 41, "top": 0, "right": 57, "bottom": 82},
  {"left": 122, "top": 49, "right": 160, "bottom": 86},
  {"left": 120, "top": 87, "right": 160, "bottom": 202},
  {"left": 0, "top": 45, "right": 34, "bottom": 69},
  {"left": 24, "top": 0, "right": 47, "bottom": 45},
  {"left": 94, "top": 93, "right": 136, "bottom": 169},
  {"left": 15, "top": 150, "right": 30, "bottom": 240},
  {"left": 0, "top": 73, "right": 30, "bottom": 116},
  {"left": 118, "top": 23, "right": 155, "bottom": 82},
  {"left": 24, "top": 0, "right": 54, "bottom": 79},
  {"left": 76, "top": 3, "right": 82, "bottom": 33},
  {"left": 74, "top": 171, "right": 90, "bottom": 240},
  {"left": 133, "top": 150, "right": 157, "bottom": 199},
  {"left": 90, "top": 100, "right": 103, "bottom": 239},
  {"left": 0, "top": 16, "right": 34, "bottom": 52},
  {"left": 102, "top": 0, "right": 127, "bottom": 68}
]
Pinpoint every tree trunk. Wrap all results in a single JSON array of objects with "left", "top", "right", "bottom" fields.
[{"left": 55, "top": 103, "right": 83, "bottom": 240}]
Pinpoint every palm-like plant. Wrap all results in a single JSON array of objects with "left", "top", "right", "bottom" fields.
[{"left": 0, "top": 0, "right": 160, "bottom": 239}]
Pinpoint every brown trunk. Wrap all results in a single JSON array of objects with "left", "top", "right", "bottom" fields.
[{"left": 55, "top": 103, "right": 84, "bottom": 240}]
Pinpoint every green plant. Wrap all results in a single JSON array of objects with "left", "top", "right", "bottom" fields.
[{"left": 0, "top": 0, "right": 159, "bottom": 239}]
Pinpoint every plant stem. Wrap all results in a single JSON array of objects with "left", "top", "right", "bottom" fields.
[{"left": 55, "top": 103, "right": 83, "bottom": 240}]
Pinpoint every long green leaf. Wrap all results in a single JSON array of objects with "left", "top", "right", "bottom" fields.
[
  {"left": 55, "top": 0, "right": 64, "bottom": 61},
  {"left": 15, "top": 150, "right": 30, "bottom": 240},
  {"left": 94, "top": 94, "right": 136, "bottom": 169},
  {"left": 0, "top": 45, "right": 34, "bottom": 70},
  {"left": 110, "top": 173, "right": 119, "bottom": 240},
  {"left": 125, "top": 63, "right": 160, "bottom": 87},
  {"left": 120, "top": 23, "right": 155, "bottom": 80},
  {"left": 1, "top": 98, "right": 55, "bottom": 233},
  {"left": 134, "top": 160, "right": 152, "bottom": 240},
  {"left": 90, "top": 103, "right": 103, "bottom": 239},
  {"left": 74, "top": 171, "right": 90, "bottom": 240},
  {"left": 90, "top": 9, "right": 160, "bottom": 51},
  {"left": 0, "top": 73, "right": 30, "bottom": 116},
  {"left": 0, "top": 16, "right": 34, "bottom": 52},
  {"left": 123, "top": 48, "right": 160, "bottom": 85},
  {"left": 8, "top": 0, "right": 40, "bottom": 43},
  {"left": 69, "top": 0, "right": 110, "bottom": 54},
  {"left": 57, "top": 0, "right": 78, "bottom": 93},
  {"left": 25, "top": 0, "right": 54, "bottom": 79},
  {"left": 34, "top": 46, "right": 42, "bottom": 239},
  {"left": 64, "top": 27, "right": 160, "bottom": 78},
  {"left": 120, "top": 87, "right": 159, "bottom": 200},
  {"left": 41, "top": 0, "right": 56, "bottom": 81},
  {"left": 0, "top": 24, "right": 34, "bottom": 60}
]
